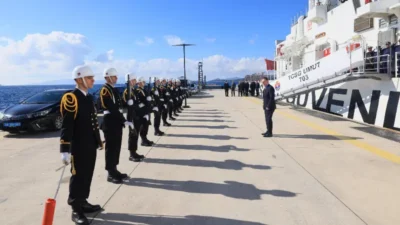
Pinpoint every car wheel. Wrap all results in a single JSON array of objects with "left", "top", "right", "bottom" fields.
[{"left": 52, "top": 114, "right": 63, "bottom": 130}]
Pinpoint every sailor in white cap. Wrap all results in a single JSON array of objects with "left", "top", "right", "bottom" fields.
[
  {"left": 160, "top": 77, "right": 171, "bottom": 126},
  {"left": 59, "top": 65, "right": 103, "bottom": 224},
  {"left": 122, "top": 73, "right": 145, "bottom": 161},
  {"left": 166, "top": 78, "right": 177, "bottom": 120},
  {"left": 134, "top": 77, "right": 154, "bottom": 146},
  {"left": 100, "top": 67, "right": 132, "bottom": 184}
]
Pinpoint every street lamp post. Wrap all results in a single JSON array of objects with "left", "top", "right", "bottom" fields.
[{"left": 173, "top": 43, "right": 195, "bottom": 108}]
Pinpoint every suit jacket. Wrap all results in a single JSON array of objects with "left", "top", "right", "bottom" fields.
[{"left": 263, "top": 84, "right": 276, "bottom": 111}]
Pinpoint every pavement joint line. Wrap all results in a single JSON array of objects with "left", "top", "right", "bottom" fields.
[
  {"left": 238, "top": 104, "right": 369, "bottom": 225},
  {"left": 246, "top": 97, "right": 400, "bottom": 165}
]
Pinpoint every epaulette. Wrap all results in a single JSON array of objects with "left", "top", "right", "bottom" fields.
[
  {"left": 100, "top": 86, "right": 113, "bottom": 109},
  {"left": 60, "top": 93, "right": 78, "bottom": 119}
]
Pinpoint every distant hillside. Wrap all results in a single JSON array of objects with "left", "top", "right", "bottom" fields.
[{"left": 207, "top": 77, "right": 243, "bottom": 86}]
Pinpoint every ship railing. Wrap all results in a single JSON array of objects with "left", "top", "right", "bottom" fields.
[
  {"left": 359, "top": 54, "right": 391, "bottom": 75},
  {"left": 395, "top": 52, "right": 400, "bottom": 78}
]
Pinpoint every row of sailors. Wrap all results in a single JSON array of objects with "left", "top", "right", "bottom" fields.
[
  {"left": 365, "top": 40, "right": 400, "bottom": 75},
  {"left": 58, "top": 65, "right": 188, "bottom": 224}
]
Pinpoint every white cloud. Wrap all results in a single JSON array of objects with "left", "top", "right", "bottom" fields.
[
  {"left": 205, "top": 38, "right": 216, "bottom": 43},
  {"left": 135, "top": 37, "right": 154, "bottom": 46},
  {"left": 0, "top": 32, "right": 266, "bottom": 85},
  {"left": 164, "top": 35, "right": 184, "bottom": 45}
]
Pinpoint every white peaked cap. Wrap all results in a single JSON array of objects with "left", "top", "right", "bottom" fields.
[
  {"left": 161, "top": 77, "right": 166, "bottom": 81},
  {"left": 125, "top": 73, "right": 137, "bottom": 82},
  {"left": 103, "top": 68, "right": 118, "bottom": 77},
  {"left": 138, "top": 77, "right": 146, "bottom": 82},
  {"left": 72, "top": 65, "right": 94, "bottom": 79}
]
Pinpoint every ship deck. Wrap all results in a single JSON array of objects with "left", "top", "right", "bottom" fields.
[{"left": 0, "top": 89, "right": 399, "bottom": 225}]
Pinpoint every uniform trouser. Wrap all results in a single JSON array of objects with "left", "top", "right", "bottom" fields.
[
  {"left": 225, "top": 89, "right": 229, "bottom": 96},
  {"left": 256, "top": 89, "right": 259, "bottom": 96},
  {"left": 168, "top": 101, "right": 174, "bottom": 117},
  {"left": 231, "top": 89, "right": 235, "bottom": 96},
  {"left": 128, "top": 118, "right": 141, "bottom": 152},
  {"left": 264, "top": 109, "right": 275, "bottom": 134},
  {"left": 153, "top": 108, "right": 161, "bottom": 131},
  {"left": 104, "top": 127, "right": 122, "bottom": 171},
  {"left": 68, "top": 144, "right": 97, "bottom": 212},
  {"left": 161, "top": 103, "right": 168, "bottom": 123},
  {"left": 140, "top": 115, "right": 150, "bottom": 141}
]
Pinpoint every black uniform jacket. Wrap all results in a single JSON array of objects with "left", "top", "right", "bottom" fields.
[{"left": 59, "top": 89, "right": 103, "bottom": 154}]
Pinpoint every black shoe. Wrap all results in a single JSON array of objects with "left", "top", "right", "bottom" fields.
[
  {"left": 129, "top": 152, "right": 145, "bottom": 162},
  {"left": 107, "top": 175, "right": 123, "bottom": 184},
  {"left": 263, "top": 133, "right": 272, "bottom": 137},
  {"left": 141, "top": 140, "right": 154, "bottom": 146},
  {"left": 81, "top": 201, "right": 102, "bottom": 213},
  {"left": 170, "top": 117, "right": 176, "bottom": 120},
  {"left": 174, "top": 113, "right": 179, "bottom": 116},
  {"left": 115, "top": 170, "right": 128, "bottom": 180},
  {"left": 155, "top": 131, "right": 164, "bottom": 136},
  {"left": 163, "top": 122, "right": 171, "bottom": 126},
  {"left": 71, "top": 211, "right": 89, "bottom": 225}
]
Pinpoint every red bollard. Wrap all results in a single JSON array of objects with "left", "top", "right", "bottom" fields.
[{"left": 42, "top": 198, "right": 56, "bottom": 225}]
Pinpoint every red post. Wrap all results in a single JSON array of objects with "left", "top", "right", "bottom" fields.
[{"left": 41, "top": 198, "right": 56, "bottom": 225}]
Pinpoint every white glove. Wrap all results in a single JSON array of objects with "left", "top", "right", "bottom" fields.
[
  {"left": 127, "top": 99, "right": 133, "bottom": 106},
  {"left": 155, "top": 90, "right": 159, "bottom": 95},
  {"left": 124, "top": 121, "right": 134, "bottom": 129},
  {"left": 144, "top": 115, "right": 149, "bottom": 120},
  {"left": 166, "top": 92, "right": 170, "bottom": 96},
  {"left": 61, "top": 153, "right": 70, "bottom": 165},
  {"left": 139, "top": 103, "right": 145, "bottom": 108},
  {"left": 176, "top": 97, "right": 179, "bottom": 100},
  {"left": 153, "top": 107, "right": 158, "bottom": 112},
  {"left": 169, "top": 99, "right": 173, "bottom": 102},
  {"left": 164, "top": 104, "right": 167, "bottom": 109},
  {"left": 146, "top": 96, "right": 152, "bottom": 101}
]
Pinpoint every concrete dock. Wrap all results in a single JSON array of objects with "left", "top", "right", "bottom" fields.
[{"left": 0, "top": 89, "right": 399, "bottom": 225}]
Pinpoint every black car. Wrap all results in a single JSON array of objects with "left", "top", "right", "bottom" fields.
[{"left": 0, "top": 89, "right": 73, "bottom": 133}]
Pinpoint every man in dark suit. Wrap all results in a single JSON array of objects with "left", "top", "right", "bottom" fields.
[{"left": 261, "top": 77, "right": 276, "bottom": 137}]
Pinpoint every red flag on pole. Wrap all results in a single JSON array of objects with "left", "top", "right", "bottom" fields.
[{"left": 265, "top": 59, "right": 275, "bottom": 71}]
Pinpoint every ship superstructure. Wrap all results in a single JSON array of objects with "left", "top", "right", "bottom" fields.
[{"left": 271, "top": 0, "right": 400, "bottom": 131}]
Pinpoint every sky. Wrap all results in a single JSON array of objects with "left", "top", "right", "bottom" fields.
[{"left": 0, "top": 0, "right": 308, "bottom": 85}]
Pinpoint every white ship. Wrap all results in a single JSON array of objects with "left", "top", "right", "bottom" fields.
[{"left": 271, "top": 0, "right": 400, "bottom": 132}]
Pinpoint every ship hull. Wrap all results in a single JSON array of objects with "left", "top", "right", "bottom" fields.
[{"left": 277, "top": 77, "right": 400, "bottom": 131}]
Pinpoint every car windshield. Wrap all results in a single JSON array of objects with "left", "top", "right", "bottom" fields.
[{"left": 22, "top": 90, "right": 67, "bottom": 104}]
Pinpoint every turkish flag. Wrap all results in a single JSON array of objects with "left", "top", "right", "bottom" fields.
[{"left": 265, "top": 59, "right": 275, "bottom": 70}]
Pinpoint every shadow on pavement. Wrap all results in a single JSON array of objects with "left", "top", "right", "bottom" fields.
[
  {"left": 178, "top": 115, "right": 230, "bottom": 118},
  {"left": 124, "top": 178, "right": 297, "bottom": 200},
  {"left": 155, "top": 144, "right": 249, "bottom": 152},
  {"left": 92, "top": 214, "right": 267, "bottom": 225},
  {"left": 177, "top": 119, "right": 234, "bottom": 122},
  {"left": 143, "top": 158, "right": 272, "bottom": 170},
  {"left": 171, "top": 125, "right": 238, "bottom": 129},
  {"left": 274, "top": 134, "right": 362, "bottom": 140},
  {"left": 166, "top": 134, "right": 247, "bottom": 140}
]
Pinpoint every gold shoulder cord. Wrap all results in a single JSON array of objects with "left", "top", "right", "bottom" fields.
[
  {"left": 123, "top": 89, "right": 127, "bottom": 102},
  {"left": 60, "top": 93, "right": 78, "bottom": 119},
  {"left": 100, "top": 87, "right": 112, "bottom": 109}
]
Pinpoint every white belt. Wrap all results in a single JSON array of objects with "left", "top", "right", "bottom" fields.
[
  {"left": 104, "top": 109, "right": 123, "bottom": 114},
  {"left": 139, "top": 103, "right": 145, "bottom": 108},
  {"left": 160, "top": 98, "right": 164, "bottom": 101}
]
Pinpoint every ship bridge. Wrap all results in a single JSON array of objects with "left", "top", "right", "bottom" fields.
[{"left": 273, "top": 36, "right": 396, "bottom": 101}]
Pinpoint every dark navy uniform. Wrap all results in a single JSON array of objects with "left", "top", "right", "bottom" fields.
[
  {"left": 135, "top": 86, "right": 154, "bottom": 146},
  {"left": 60, "top": 89, "right": 103, "bottom": 223},
  {"left": 123, "top": 87, "right": 145, "bottom": 161},
  {"left": 159, "top": 83, "right": 171, "bottom": 126},
  {"left": 151, "top": 84, "right": 165, "bottom": 135},
  {"left": 166, "top": 82, "right": 176, "bottom": 120},
  {"left": 100, "top": 83, "right": 127, "bottom": 183}
]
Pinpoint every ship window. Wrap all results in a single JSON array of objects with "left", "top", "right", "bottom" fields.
[
  {"left": 354, "top": 17, "right": 374, "bottom": 32},
  {"left": 389, "top": 15, "right": 398, "bottom": 26},
  {"left": 379, "top": 19, "right": 388, "bottom": 28}
]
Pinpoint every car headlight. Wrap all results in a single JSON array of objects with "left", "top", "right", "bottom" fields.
[{"left": 27, "top": 109, "right": 51, "bottom": 118}]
